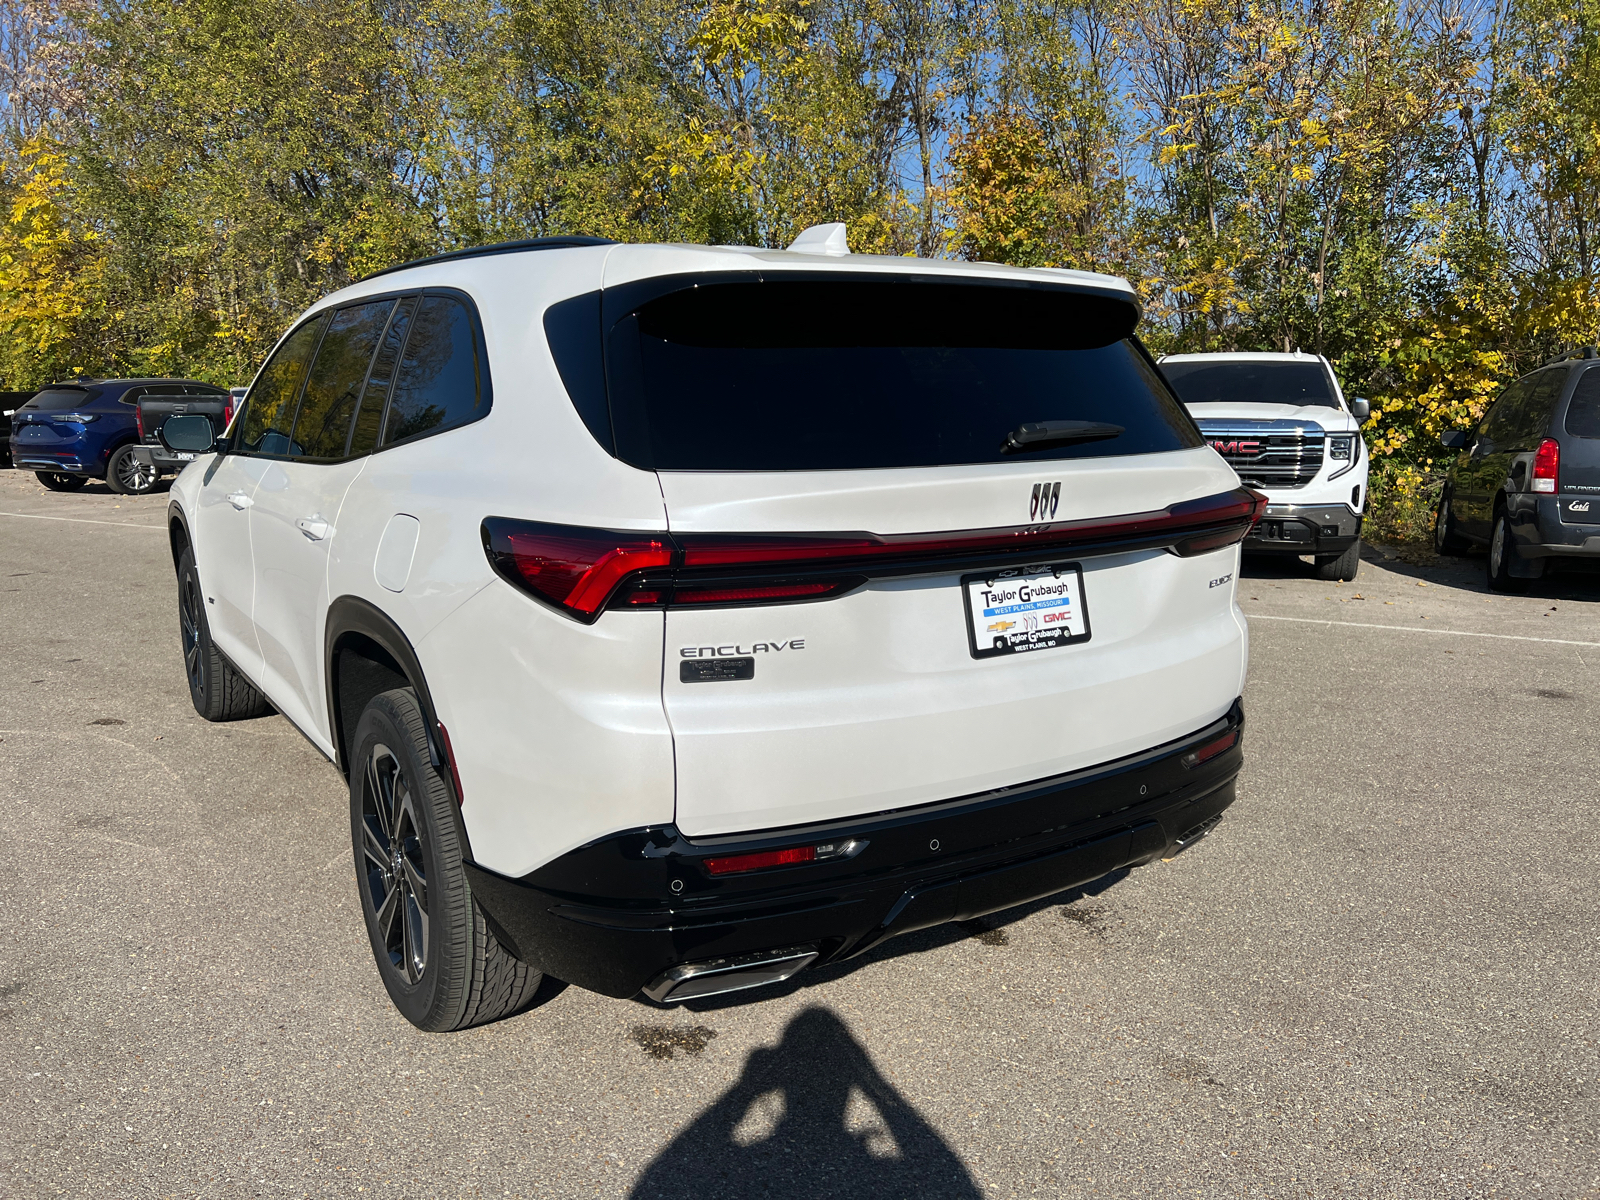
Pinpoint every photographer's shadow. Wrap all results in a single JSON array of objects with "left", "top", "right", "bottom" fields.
[{"left": 629, "top": 1006, "right": 981, "bottom": 1199}]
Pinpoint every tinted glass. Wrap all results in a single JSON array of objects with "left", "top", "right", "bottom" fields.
[
  {"left": 1483, "top": 379, "right": 1530, "bottom": 442},
  {"left": 605, "top": 281, "right": 1196, "bottom": 470},
  {"left": 1566, "top": 368, "right": 1600, "bottom": 438},
  {"left": 1512, "top": 370, "right": 1566, "bottom": 444},
  {"left": 22, "top": 387, "right": 94, "bottom": 411},
  {"left": 350, "top": 297, "right": 415, "bottom": 456},
  {"left": 382, "top": 295, "right": 486, "bottom": 446},
  {"left": 1160, "top": 360, "right": 1338, "bottom": 408},
  {"left": 291, "top": 300, "right": 394, "bottom": 459},
  {"left": 241, "top": 315, "right": 328, "bottom": 455}
]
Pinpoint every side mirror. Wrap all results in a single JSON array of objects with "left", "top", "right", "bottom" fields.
[
  {"left": 1439, "top": 429, "right": 1469, "bottom": 450},
  {"left": 1350, "top": 397, "right": 1371, "bottom": 421},
  {"left": 159, "top": 413, "right": 219, "bottom": 454}
]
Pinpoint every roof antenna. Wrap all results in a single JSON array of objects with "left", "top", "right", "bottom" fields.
[{"left": 787, "top": 223, "right": 850, "bottom": 257}]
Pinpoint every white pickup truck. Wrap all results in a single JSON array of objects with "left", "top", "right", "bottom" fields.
[{"left": 1160, "top": 351, "right": 1371, "bottom": 581}]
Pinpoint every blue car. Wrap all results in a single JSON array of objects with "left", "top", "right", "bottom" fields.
[{"left": 9, "top": 378, "right": 226, "bottom": 494}]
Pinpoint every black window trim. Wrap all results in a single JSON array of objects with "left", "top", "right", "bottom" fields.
[{"left": 238, "top": 286, "right": 493, "bottom": 465}]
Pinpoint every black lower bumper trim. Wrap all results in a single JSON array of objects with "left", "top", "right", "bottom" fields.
[{"left": 465, "top": 700, "right": 1245, "bottom": 999}]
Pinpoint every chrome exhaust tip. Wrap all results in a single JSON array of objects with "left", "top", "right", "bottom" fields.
[
  {"left": 1163, "top": 814, "right": 1224, "bottom": 860},
  {"left": 642, "top": 945, "right": 819, "bottom": 1004}
]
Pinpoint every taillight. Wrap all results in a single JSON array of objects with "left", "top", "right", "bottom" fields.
[
  {"left": 481, "top": 521, "right": 673, "bottom": 620},
  {"left": 1533, "top": 438, "right": 1560, "bottom": 493},
  {"left": 223, "top": 401, "right": 234, "bottom": 431},
  {"left": 136, "top": 408, "right": 144, "bottom": 439},
  {"left": 482, "top": 487, "right": 1267, "bottom": 622}
]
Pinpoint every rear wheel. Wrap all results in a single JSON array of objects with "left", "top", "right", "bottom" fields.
[
  {"left": 106, "top": 444, "right": 158, "bottom": 495},
  {"left": 1313, "top": 538, "right": 1361, "bottom": 581},
  {"left": 351, "top": 688, "right": 542, "bottom": 1031},
  {"left": 177, "top": 547, "right": 273, "bottom": 720},
  {"left": 1433, "top": 492, "right": 1471, "bottom": 555},
  {"left": 1486, "top": 508, "right": 1534, "bottom": 593},
  {"left": 35, "top": 471, "right": 86, "bottom": 492}
]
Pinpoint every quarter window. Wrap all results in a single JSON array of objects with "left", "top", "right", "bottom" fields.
[
  {"left": 381, "top": 294, "right": 488, "bottom": 446},
  {"left": 241, "top": 315, "right": 329, "bottom": 456},
  {"left": 1567, "top": 367, "right": 1600, "bottom": 438},
  {"left": 291, "top": 300, "right": 396, "bottom": 460}
]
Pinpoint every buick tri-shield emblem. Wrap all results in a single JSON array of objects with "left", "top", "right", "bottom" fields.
[{"left": 1030, "top": 482, "right": 1061, "bottom": 520}]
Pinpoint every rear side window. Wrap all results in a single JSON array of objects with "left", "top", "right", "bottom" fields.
[
  {"left": 1160, "top": 360, "right": 1338, "bottom": 408},
  {"left": 1511, "top": 370, "right": 1566, "bottom": 445},
  {"left": 291, "top": 300, "right": 395, "bottom": 460},
  {"left": 382, "top": 294, "right": 488, "bottom": 446},
  {"left": 1568, "top": 367, "right": 1600, "bottom": 438},
  {"left": 599, "top": 279, "right": 1195, "bottom": 470},
  {"left": 241, "top": 315, "right": 329, "bottom": 456},
  {"left": 349, "top": 297, "right": 416, "bottom": 456}
]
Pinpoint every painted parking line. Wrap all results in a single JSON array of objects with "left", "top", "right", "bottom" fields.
[
  {"left": 1250, "top": 612, "right": 1600, "bottom": 649},
  {"left": 0, "top": 510, "right": 165, "bottom": 530}
]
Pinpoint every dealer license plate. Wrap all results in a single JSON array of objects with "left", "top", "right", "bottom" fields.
[{"left": 962, "top": 563, "right": 1091, "bottom": 659}]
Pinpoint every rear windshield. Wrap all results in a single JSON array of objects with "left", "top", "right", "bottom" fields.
[
  {"left": 1567, "top": 368, "right": 1600, "bottom": 438},
  {"left": 1161, "top": 360, "right": 1339, "bottom": 408},
  {"left": 592, "top": 279, "right": 1199, "bottom": 471},
  {"left": 22, "top": 387, "right": 95, "bottom": 411}
]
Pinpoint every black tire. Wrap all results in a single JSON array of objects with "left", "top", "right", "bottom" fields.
[
  {"left": 350, "top": 688, "right": 542, "bottom": 1032},
  {"left": 35, "top": 470, "right": 86, "bottom": 492},
  {"left": 105, "top": 443, "right": 158, "bottom": 495},
  {"left": 1433, "top": 492, "right": 1471, "bottom": 555},
  {"left": 1313, "top": 538, "right": 1362, "bottom": 581},
  {"left": 177, "top": 547, "right": 273, "bottom": 720},
  {"left": 1486, "top": 508, "right": 1533, "bottom": 592}
]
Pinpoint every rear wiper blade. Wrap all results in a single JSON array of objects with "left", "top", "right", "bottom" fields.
[{"left": 1000, "top": 420, "right": 1125, "bottom": 454}]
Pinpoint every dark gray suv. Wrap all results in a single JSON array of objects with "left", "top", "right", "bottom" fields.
[{"left": 1434, "top": 348, "right": 1600, "bottom": 590}]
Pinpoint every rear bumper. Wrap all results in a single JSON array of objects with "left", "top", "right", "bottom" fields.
[
  {"left": 1244, "top": 503, "right": 1361, "bottom": 555},
  {"left": 465, "top": 700, "right": 1245, "bottom": 1000},
  {"left": 1510, "top": 494, "right": 1600, "bottom": 558}
]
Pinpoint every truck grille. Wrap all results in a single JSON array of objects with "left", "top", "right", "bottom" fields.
[{"left": 1194, "top": 421, "right": 1325, "bottom": 490}]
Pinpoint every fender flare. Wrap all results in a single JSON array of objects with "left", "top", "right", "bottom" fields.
[
  {"left": 166, "top": 501, "right": 192, "bottom": 576},
  {"left": 324, "top": 596, "right": 445, "bottom": 777}
]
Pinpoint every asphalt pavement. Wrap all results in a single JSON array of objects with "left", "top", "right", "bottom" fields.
[{"left": 2, "top": 467, "right": 1597, "bottom": 1199}]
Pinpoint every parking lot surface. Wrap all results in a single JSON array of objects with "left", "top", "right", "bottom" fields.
[{"left": 2, "top": 467, "right": 1597, "bottom": 1198}]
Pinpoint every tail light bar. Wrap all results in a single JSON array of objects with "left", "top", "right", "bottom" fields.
[
  {"left": 1532, "top": 438, "right": 1559, "bottom": 493},
  {"left": 482, "top": 487, "right": 1267, "bottom": 623}
]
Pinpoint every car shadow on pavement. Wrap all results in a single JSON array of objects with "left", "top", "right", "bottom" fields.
[
  {"left": 627, "top": 1006, "right": 981, "bottom": 1200},
  {"left": 1242, "top": 542, "right": 1600, "bottom": 601}
]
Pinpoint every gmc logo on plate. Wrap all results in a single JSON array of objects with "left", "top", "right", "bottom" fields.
[{"left": 1211, "top": 440, "right": 1262, "bottom": 455}]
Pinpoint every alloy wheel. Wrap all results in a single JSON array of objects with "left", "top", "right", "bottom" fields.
[
  {"left": 179, "top": 568, "right": 204, "bottom": 695},
  {"left": 360, "top": 743, "right": 430, "bottom": 984},
  {"left": 115, "top": 449, "right": 156, "bottom": 493},
  {"left": 1489, "top": 517, "right": 1505, "bottom": 577}
]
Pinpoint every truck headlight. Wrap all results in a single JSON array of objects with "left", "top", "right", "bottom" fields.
[{"left": 1328, "top": 435, "right": 1352, "bottom": 460}]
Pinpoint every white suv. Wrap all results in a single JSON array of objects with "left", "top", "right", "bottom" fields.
[
  {"left": 1160, "top": 351, "right": 1370, "bottom": 580},
  {"left": 161, "top": 228, "right": 1261, "bottom": 1031}
]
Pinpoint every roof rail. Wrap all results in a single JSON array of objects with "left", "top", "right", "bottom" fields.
[
  {"left": 358, "top": 236, "right": 618, "bottom": 284},
  {"left": 1543, "top": 345, "right": 1600, "bottom": 367}
]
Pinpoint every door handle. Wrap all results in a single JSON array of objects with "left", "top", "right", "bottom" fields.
[
  {"left": 226, "top": 491, "right": 254, "bottom": 510},
  {"left": 297, "top": 515, "right": 333, "bottom": 541}
]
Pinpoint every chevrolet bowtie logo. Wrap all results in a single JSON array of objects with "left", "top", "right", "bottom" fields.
[{"left": 1030, "top": 482, "right": 1061, "bottom": 520}]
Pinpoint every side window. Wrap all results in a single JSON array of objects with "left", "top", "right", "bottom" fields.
[
  {"left": 290, "top": 300, "right": 396, "bottom": 460},
  {"left": 349, "top": 297, "right": 417, "bottom": 456},
  {"left": 1567, "top": 366, "right": 1600, "bottom": 438},
  {"left": 1482, "top": 379, "right": 1530, "bottom": 444},
  {"left": 119, "top": 386, "right": 145, "bottom": 407},
  {"left": 241, "top": 315, "right": 329, "bottom": 456},
  {"left": 381, "top": 294, "right": 489, "bottom": 447},
  {"left": 1515, "top": 370, "right": 1566, "bottom": 445}
]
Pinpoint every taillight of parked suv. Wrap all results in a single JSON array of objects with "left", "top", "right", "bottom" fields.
[
  {"left": 481, "top": 489, "right": 1267, "bottom": 623},
  {"left": 1533, "top": 437, "right": 1560, "bottom": 492}
]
